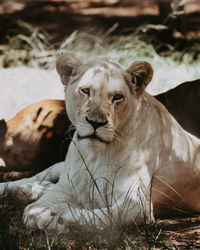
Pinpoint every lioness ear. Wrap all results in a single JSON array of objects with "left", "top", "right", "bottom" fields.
[
  {"left": 56, "top": 53, "right": 83, "bottom": 85},
  {"left": 127, "top": 61, "right": 153, "bottom": 95}
]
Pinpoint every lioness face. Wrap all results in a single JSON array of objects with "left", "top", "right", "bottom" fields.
[
  {"left": 56, "top": 54, "right": 153, "bottom": 144},
  {"left": 70, "top": 62, "right": 133, "bottom": 143}
]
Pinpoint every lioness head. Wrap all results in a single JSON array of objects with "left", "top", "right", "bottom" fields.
[{"left": 56, "top": 53, "right": 153, "bottom": 144}]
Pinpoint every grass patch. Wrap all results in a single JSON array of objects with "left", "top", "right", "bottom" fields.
[
  {"left": 1, "top": 20, "right": 200, "bottom": 69},
  {"left": 0, "top": 203, "right": 175, "bottom": 249}
]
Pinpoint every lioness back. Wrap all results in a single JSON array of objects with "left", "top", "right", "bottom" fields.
[{"left": 155, "top": 79, "right": 200, "bottom": 138}]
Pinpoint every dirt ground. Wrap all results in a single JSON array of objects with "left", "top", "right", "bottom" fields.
[{"left": 157, "top": 217, "right": 200, "bottom": 248}]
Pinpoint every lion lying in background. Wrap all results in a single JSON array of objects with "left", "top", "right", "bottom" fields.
[
  {"left": 155, "top": 79, "right": 200, "bottom": 139},
  {"left": 0, "top": 54, "right": 200, "bottom": 233},
  {"left": 0, "top": 100, "right": 70, "bottom": 180}
]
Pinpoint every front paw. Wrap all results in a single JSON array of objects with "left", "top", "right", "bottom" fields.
[
  {"left": 23, "top": 204, "right": 54, "bottom": 230},
  {"left": 23, "top": 203, "right": 70, "bottom": 233}
]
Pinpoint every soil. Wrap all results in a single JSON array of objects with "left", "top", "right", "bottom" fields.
[{"left": 157, "top": 217, "right": 200, "bottom": 248}]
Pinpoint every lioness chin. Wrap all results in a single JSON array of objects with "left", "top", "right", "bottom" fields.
[{"left": 1, "top": 54, "right": 200, "bottom": 233}]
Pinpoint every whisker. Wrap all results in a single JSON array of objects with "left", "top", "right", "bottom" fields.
[
  {"left": 113, "top": 131, "right": 122, "bottom": 142},
  {"left": 114, "top": 135, "right": 122, "bottom": 142},
  {"left": 113, "top": 135, "right": 121, "bottom": 142},
  {"left": 115, "top": 130, "right": 122, "bottom": 137}
]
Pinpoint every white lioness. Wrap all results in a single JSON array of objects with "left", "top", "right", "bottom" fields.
[{"left": 1, "top": 54, "right": 200, "bottom": 233}]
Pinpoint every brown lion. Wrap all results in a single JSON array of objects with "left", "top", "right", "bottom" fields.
[{"left": 0, "top": 100, "right": 70, "bottom": 177}]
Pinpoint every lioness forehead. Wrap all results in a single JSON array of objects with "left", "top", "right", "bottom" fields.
[{"left": 79, "top": 58, "right": 126, "bottom": 90}]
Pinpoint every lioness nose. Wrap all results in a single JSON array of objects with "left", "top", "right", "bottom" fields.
[{"left": 86, "top": 117, "right": 108, "bottom": 129}]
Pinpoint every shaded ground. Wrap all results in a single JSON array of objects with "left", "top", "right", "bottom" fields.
[
  {"left": 158, "top": 217, "right": 200, "bottom": 249},
  {"left": 1, "top": 202, "right": 200, "bottom": 249}
]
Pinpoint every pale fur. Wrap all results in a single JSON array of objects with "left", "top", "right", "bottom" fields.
[{"left": 1, "top": 54, "right": 200, "bottom": 233}]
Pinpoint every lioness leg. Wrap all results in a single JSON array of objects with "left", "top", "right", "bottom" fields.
[
  {"left": 23, "top": 183, "right": 154, "bottom": 233},
  {"left": 0, "top": 162, "right": 63, "bottom": 202}
]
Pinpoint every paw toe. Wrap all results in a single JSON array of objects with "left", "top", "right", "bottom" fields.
[{"left": 23, "top": 205, "right": 54, "bottom": 230}]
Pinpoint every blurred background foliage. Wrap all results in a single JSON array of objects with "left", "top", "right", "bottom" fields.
[{"left": 0, "top": 0, "right": 200, "bottom": 69}]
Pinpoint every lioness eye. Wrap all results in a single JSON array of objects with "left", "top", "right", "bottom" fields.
[
  {"left": 80, "top": 88, "right": 90, "bottom": 96},
  {"left": 112, "top": 94, "right": 124, "bottom": 103}
]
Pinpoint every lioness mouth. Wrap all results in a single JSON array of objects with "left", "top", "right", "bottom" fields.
[{"left": 77, "top": 133, "right": 106, "bottom": 143}]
